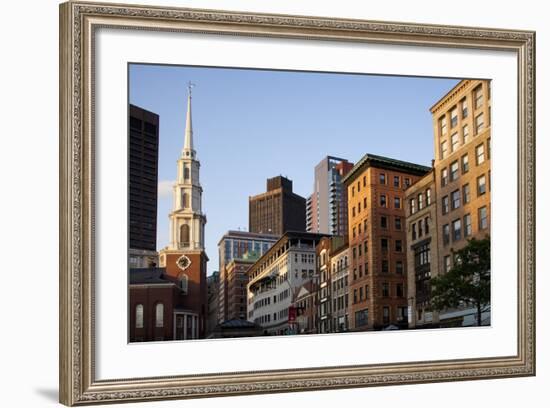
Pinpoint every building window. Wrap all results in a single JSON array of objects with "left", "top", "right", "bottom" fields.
[
  {"left": 461, "top": 98, "right": 468, "bottom": 118},
  {"left": 183, "top": 165, "right": 190, "bottom": 180},
  {"left": 426, "top": 188, "right": 432, "bottom": 205},
  {"left": 358, "top": 202, "right": 361, "bottom": 213},
  {"left": 396, "top": 283, "right": 404, "bottom": 297},
  {"left": 394, "top": 217, "right": 402, "bottom": 230},
  {"left": 352, "top": 226, "right": 356, "bottom": 238},
  {"left": 418, "top": 193, "right": 424, "bottom": 210},
  {"left": 412, "top": 223, "right": 417, "bottom": 240},
  {"left": 463, "top": 183, "right": 471, "bottom": 204},
  {"left": 443, "top": 224, "right": 450, "bottom": 245},
  {"left": 180, "top": 224, "right": 190, "bottom": 246},
  {"left": 357, "top": 181, "right": 361, "bottom": 193},
  {"left": 475, "top": 113, "right": 485, "bottom": 135},
  {"left": 424, "top": 217, "right": 430, "bottom": 234},
  {"left": 393, "top": 176, "right": 400, "bottom": 187},
  {"left": 464, "top": 213, "right": 472, "bottom": 237},
  {"left": 462, "top": 154, "right": 469, "bottom": 173},
  {"left": 440, "top": 140, "right": 448, "bottom": 160},
  {"left": 383, "top": 307, "right": 390, "bottom": 324},
  {"left": 363, "top": 197, "right": 367, "bottom": 209},
  {"left": 479, "top": 206, "right": 488, "bottom": 230},
  {"left": 380, "top": 194, "right": 387, "bottom": 207},
  {"left": 414, "top": 244, "right": 430, "bottom": 267},
  {"left": 353, "top": 289, "right": 357, "bottom": 304},
  {"left": 395, "top": 240, "right": 403, "bottom": 252},
  {"left": 155, "top": 303, "right": 164, "bottom": 328},
  {"left": 396, "top": 261, "right": 404, "bottom": 274},
  {"left": 352, "top": 186, "right": 355, "bottom": 197},
  {"left": 451, "top": 189, "right": 461, "bottom": 210},
  {"left": 441, "top": 168, "right": 448, "bottom": 187},
  {"left": 477, "top": 175, "right": 487, "bottom": 196},
  {"left": 381, "top": 238, "right": 388, "bottom": 252},
  {"left": 394, "top": 197, "right": 401, "bottom": 209},
  {"left": 135, "top": 304, "right": 144, "bottom": 328},
  {"left": 382, "top": 260, "right": 389, "bottom": 273},
  {"left": 452, "top": 219, "right": 462, "bottom": 241},
  {"left": 463, "top": 124, "right": 470, "bottom": 144},
  {"left": 451, "top": 132, "right": 459, "bottom": 152},
  {"left": 442, "top": 196, "right": 449, "bottom": 215},
  {"left": 355, "top": 309, "right": 368, "bottom": 327},
  {"left": 410, "top": 198, "right": 416, "bottom": 215},
  {"left": 444, "top": 255, "right": 451, "bottom": 273},
  {"left": 381, "top": 216, "right": 388, "bottom": 229},
  {"left": 451, "top": 107, "right": 458, "bottom": 128},
  {"left": 181, "top": 190, "right": 189, "bottom": 209},
  {"left": 382, "top": 282, "right": 389, "bottom": 297},
  {"left": 363, "top": 175, "right": 366, "bottom": 187},
  {"left": 405, "top": 178, "right": 411, "bottom": 188},
  {"left": 475, "top": 85, "right": 483, "bottom": 109},
  {"left": 450, "top": 160, "right": 459, "bottom": 181},
  {"left": 487, "top": 137, "right": 491, "bottom": 159},
  {"left": 380, "top": 173, "right": 386, "bottom": 185},
  {"left": 439, "top": 116, "right": 447, "bottom": 135},
  {"left": 476, "top": 143, "right": 485, "bottom": 165}
]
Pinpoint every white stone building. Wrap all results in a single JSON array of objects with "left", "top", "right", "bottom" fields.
[{"left": 246, "top": 232, "right": 328, "bottom": 335}]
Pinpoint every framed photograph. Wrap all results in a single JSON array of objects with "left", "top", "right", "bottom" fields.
[{"left": 59, "top": 1, "right": 535, "bottom": 405}]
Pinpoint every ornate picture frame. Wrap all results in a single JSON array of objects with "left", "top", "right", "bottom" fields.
[{"left": 59, "top": 1, "right": 535, "bottom": 405}]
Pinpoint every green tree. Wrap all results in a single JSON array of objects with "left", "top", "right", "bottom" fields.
[{"left": 431, "top": 237, "right": 490, "bottom": 326}]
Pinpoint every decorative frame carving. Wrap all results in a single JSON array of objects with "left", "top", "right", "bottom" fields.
[{"left": 59, "top": 1, "right": 535, "bottom": 405}]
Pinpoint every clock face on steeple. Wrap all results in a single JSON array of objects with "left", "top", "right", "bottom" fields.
[{"left": 176, "top": 254, "right": 192, "bottom": 271}]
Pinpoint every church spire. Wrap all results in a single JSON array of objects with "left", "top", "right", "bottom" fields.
[{"left": 183, "top": 82, "right": 195, "bottom": 153}]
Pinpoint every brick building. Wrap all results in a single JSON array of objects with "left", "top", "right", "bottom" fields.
[
  {"left": 343, "top": 154, "right": 431, "bottom": 330},
  {"left": 407, "top": 79, "right": 491, "bottom": 327},
  {"left": 129, "top": 268, "right": 199, "bottom": 342}
]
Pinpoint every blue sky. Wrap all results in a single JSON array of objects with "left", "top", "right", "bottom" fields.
[{"left": 129, "top": 64, "right": 459, "bottom": 275}]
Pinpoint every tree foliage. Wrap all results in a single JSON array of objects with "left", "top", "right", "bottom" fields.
[{"left": 431, "top": 237, "right": 490, "bottom": 326}]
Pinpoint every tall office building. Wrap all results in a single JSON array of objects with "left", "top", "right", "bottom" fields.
[
  {"left": 306, "top": 156, "right": 354, "bottom": 236},
  {"left": 344, "top": 154, "right": 431, "bottom": 330},
  {"left": 248, "top": 176, "right": 306, "bottom": 235},
  {"left": 129, "top": 104, "right": 159, "bottom": 268},
  {"left": 217, "top": 230, "right": 277, "bottom": 323}
]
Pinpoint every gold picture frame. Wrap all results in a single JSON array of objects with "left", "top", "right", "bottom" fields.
[{"left": 59, "top": 1, "right": 536, "bottom": 405}]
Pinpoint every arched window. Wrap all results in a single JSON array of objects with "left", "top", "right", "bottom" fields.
[
  {"left": 155, "top": 303, "right": 164, "bottom": 328},
  {"left": 180, "top": 224, "right": 190, "bottom": 246},
  {"left": 180, "top": 274, "right": 189, "bottom": 294},
  {"left": 135, "top": 304, "right": 143, "bottom": 328},
  {"left": 183, "top": 165, "right": 190, "bottom": 180}
]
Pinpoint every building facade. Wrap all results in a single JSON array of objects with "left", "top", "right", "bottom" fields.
[
  {"left": 291, "top": 281, "right": 318, "bottom": 335},
  {"left": 129, "top": 104, "right": 159, "bottom": 268},
  {"left": 246, "top": 232, "right": 328, "bottom": 335},
  {"left": 306, "top": 156, "right": 354, "bottom": 236},
  {"left": 249, "top": 176, "right": 307, "bottom": 235},
  {"left": 158, "top": 85, "right": 208, "bottom": 339},
  {"left": 206, "top": 271, "right": 220, "bottom": 336},
  {"left": 343, "top": 154, "right": 431, "bottom": 331},
  {"left": 428, "top": 79, "right": 492, "bottom": 327},
  {"left": 316, "top": 236, "right": 347, "bottom": 333},
  {"left": 129, "top": 268, "right": 199, "bottom": 342},
  {"left": 217, "top": 230, "right": 277, "bottom": 323},
  {"left": 224, "top": 253, "right": 259, "bottom": 321},
  {"left": 329, "top": 244, "right": 350, "bottom": 332},
  {"left": 405, "top": 169, "right": 439, "bottom": 328}
]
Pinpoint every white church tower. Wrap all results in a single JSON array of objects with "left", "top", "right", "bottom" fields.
[
  {"left": 159, "top": 82, "right": 208, "bottom": 340},
  {"left": 167, "top": 83, "right": 206, "bottom": 251}
]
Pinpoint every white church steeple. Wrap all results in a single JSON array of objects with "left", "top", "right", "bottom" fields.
[
  {"left": 183, "top": 82, "right": 194, "bottom": 154},
  {"left": 167, "top": 82, "right": 206, "bottom": 251}
]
